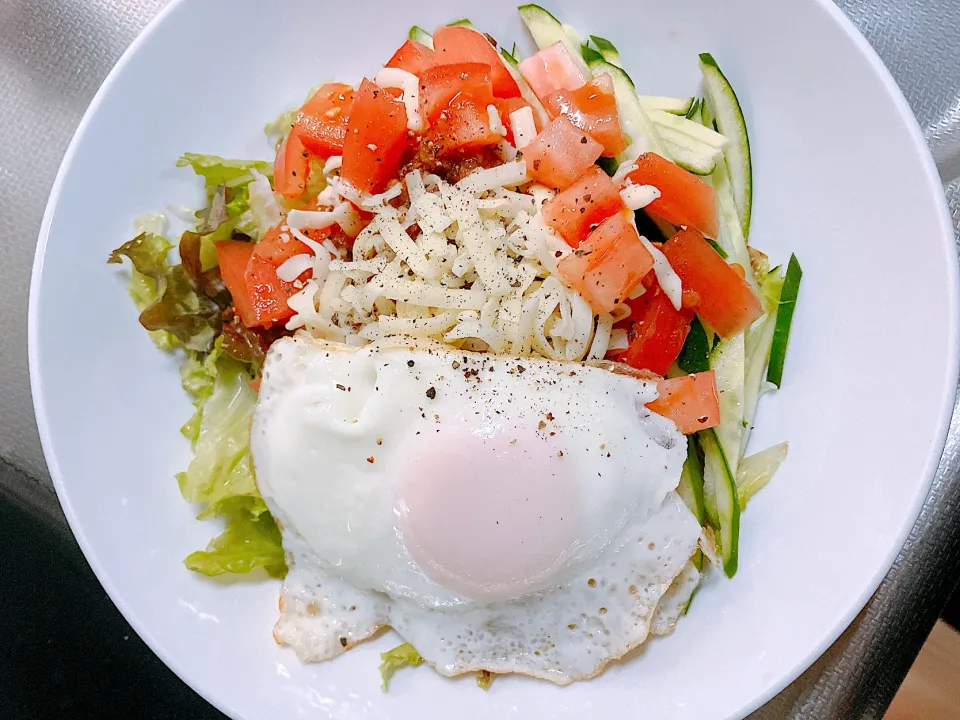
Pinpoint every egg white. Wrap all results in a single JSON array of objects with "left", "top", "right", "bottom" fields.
[{"left": 253, "top": 336, "right": 702, "bottom": 683}]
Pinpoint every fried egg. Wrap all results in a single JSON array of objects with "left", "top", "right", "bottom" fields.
[{"left": 251, "top": 336, "right": 701, "bottom": 684}]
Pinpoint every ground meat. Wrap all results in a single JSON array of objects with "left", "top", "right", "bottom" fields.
[{"left": 400, "top": 141, "right": 504, "bottom": 185}]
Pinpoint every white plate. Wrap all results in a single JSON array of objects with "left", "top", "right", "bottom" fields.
[{"left": 29, "top": 0, "right": 958, "bottom": 717}]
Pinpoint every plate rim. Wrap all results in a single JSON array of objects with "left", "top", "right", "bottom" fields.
[{"left": 26, "top": 0, "right": 960, "bottom": 717}]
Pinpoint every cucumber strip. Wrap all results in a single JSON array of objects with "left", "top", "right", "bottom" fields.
[
  {"left": 677, "top": 438, "right": 707, "bottom": 524},
  {"left": 699, "top": 53, "right": 752, "bottom": 238},
  {"left": 677, "top": 317, "right": 710, "bottom": 374},
  {"left": 588, "top": 59, "right": 670, "bottom": 160},
  {"left": 700, "top": 98, "right": 715, "bottom": 131},
  {"left": 499, "top": 49, "right": 552, "bottom": 129},
  {"left": 649, "top": 110, "right": 729, "bottom": 149},
  {"left": 589, "top": 35, "right": 623, "bottom": 67},
  {"left": 633, "top": 208, "right": 670, "bottom": 244},
  {"left": 699, "top": 428, "right": 739, "bottom": 577},
  {"left": 562, "top": 22, "right": 586, "bottom": 49},
  {"left": 518, "top": 4, "right": 591, "bottom": 76},
  {"left": 660, "top": 130, "right": 721, "bottom": 176},
  {"left": 684, "top": 98, "right": 702, "bottom": 120},
  {"left": 511, "top": 42, "right": 520, "bottom": 60},
  {"left": 447, "top": 18, "right": 474, "bottom": 28},
  {"left": 408, "top": 26, "right": 433, "bottom": 48},
  {"left": 709, "top": 332, "right": 745, "bottom": 477},
  {"left": 595, "top": 155, "right": 619, "bottom": 177},
  {"left": 710, "top": 154, "right": 757, "bottom": 290},
  {"left": 705, "top": 238, "right": 728, "bottom": 259},
  {"left": 740, "top": 271, "right": 784, "bottom": 458},
  {"left": 580, "top": 43, "right": 605, "bottom": 66},
  {"left": 737, "top": 442, "right": 788, "bottom": 509},
  {"left": 639, "top": 95, "right": 695, "bottom": 115},
  {"left": 766, "top": 254, "right": 802, "bottom": 387}
]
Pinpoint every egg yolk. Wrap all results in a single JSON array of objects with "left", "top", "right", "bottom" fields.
[{"left": 398, "top": 425, "right": 580, "bottom": 600}]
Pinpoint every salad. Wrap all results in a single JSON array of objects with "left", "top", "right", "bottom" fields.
[{"left": 110, "top": 4, "right": 801, "bottom": 684}]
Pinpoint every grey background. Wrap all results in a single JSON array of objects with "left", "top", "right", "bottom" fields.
[{"left": 2, "top": 0, "right": 959, "bottom": 715}]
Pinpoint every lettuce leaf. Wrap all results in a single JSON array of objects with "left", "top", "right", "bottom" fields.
[
  {"left": 476, "top": 670, "right": 494, "bottom": 689},
  {"left": 379, "top": 643, "right": 424, "bottom": 691},
  {"left": 108, "top": 228, "right": 222, "bottom": 352},
  {"left": 178, "top": 153, "right": 274, "bottom": 242},
  {"left": 176, "top": 348, "right": 258, "bottom": 510},
  {"left": 177, "top": 153, "right": 272, "bottom": 194},
  {"left": 177, "top": 345, "right": 285, "bottom": 575},
  {"left": 184, "top": 498, "right": 286, "bottom": 578}
]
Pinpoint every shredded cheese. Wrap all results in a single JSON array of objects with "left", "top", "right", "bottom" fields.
[
  {"left": 277, "top": 254, "right": 314, "bottom": 282},
  {"left": 282, "top": 157, "right": 618, "bottom": 362},
  {"left": 509, "top": 106, "right": 537, "bottom": 149},
  {"left": 620, "top": 183, "right": 662, "bottom": 210},
  {"left": 323, "top": 156, "right": 343, "bottom": 174},
  {"left": 487, "top": 104, "right": 507, "bottom": 136},
  {"left": 457, "top": 160, "right": 528, "bottom": 195},
  {"left": 374, "top": 67, "right": 424, "bottom": 132}
]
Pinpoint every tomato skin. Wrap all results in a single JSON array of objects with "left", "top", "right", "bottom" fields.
[
  {"left": 661, "top": 227, "right": 763, "bottom": 337},
  {"left": 215, "top": 240, "right": 298, "bottom": 329},
  {"left": 558, "top": 212, "right": 654, "bottom": 313},
  {"left": 627, "top": 153, "right": 720, "bottom": 239},
  {"left": 645, "top": 371, "right": 721, "bottom": 434},
  {"left": 432, "top": 26, "right": 521, "bottom": 98},
  {"left": 544, "top": 74, "right": 626, "bottom": 157},
  {"left": 341, "top": 78, "right": 410, "bottom": 195},
  {"left": 292, "top": 83, "right": 355, "bottom": 158},
  {"left": 614, "top": 284, "right": 693, "bottom": 375},
  {"left": 418, "top": 63, "right": 494, "bottom": 124},
  {"left": 518, "top": 41, "right": 589, "bottom": 102},
  {"left": 523, "top": 116, "right": 604, "bottom": 190},
  {"left": 424, "top": 98, "right": 501, "bottom": 157},
  {"left": 386, "top": 39, "right": 435, "bottom": 76},
  {"left": 542, "top": 165, "right": 625, "bottom": 246}
]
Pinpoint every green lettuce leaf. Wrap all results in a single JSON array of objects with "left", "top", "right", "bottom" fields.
[
  {"left": 379, "top": 643, "right": 424, "bottom": 691},
  {"left": 178, "top": 153, "right": 273, "bottom": 242},
  {"left": 176, "top": 349, "right": 258, "bottom": 511},
  {"left": 476, "top": 670, "right": 494, "bottom": 689},
  {"left": 184, "top": 500, "right": 286, "bottom": 578},
  {"left": 177, "top": 153, "right": 272, "bottom": 194}
]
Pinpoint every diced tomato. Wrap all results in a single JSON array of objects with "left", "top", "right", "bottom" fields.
[
  {"left": 273, "top": 131, "right": 309, "bottom": 198},
  {"left": 558, "top": 213, "right": 654, "bottom": 313},
  {"left": 627, "top": 154, "right": 720, "bottom": 239},
  {"left": 425, "top": 98, "right": 500, "bottom": 157},
  {"left": 251, "top": 224, "right": 329, "bottom": 271},
  {"left": 614, "top": 284, "right": 693, "bottom": 375},
  {"left": 341, "top": 78, "right": 409, "bottom": 195},
  {"left": 249, "top": 377, "right": 262, "bottom": 394},
  {"left": 661, "top": 228, "right": 763, "bottom": 337},
  {"left": 523, "top": 116, "right": 604, "bottom": 190},
  {"left": 418, "top": 63, "right": 494, "bottom": 124},
  {"left": 519, "top": 41, "right": 589, "bottom": 103},
  {"left": 292, "top": 83, "right": 355, "bottom": 158},
  {"left": 432, "top": 26, "right": 521, "bottom": 98},
  {"left": 386, "top": 39, "right": 435, "bottom": 76},
  {"left": 545, "top": 74, "right": 626, "bottom": 157},
  {"left": 542, "top": 165, "right": 625, "bottom": 246},
  {"left": 646, "top": 371, "right": 721, "bottom": 434},
  {"left": 215, "top": 240, "right": 297, "bottom": 329}
]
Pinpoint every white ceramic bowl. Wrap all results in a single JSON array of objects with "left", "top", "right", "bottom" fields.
[{"left": 29, "top": 0, "right": 958, "bottom": 717}]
